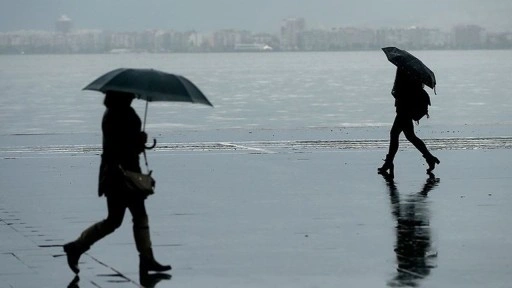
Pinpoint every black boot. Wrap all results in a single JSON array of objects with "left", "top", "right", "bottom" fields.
[
  {"left": 424, "top": 154, "right": 440, "bottom": 173},
  {"left": 140, "top": 254, "right": 171, "bottom": 275},
  {"left": 140, "top": 273, "right": 171, "bottom": 288},
  {"left": 378, "top": 154, "right": 394, "bottom": 177},
  {"left": 63, "top": 242, "right": 86, "bottom": 274}
]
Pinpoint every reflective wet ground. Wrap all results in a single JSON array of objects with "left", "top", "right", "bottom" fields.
[{"left": 1, "top": 129, "right": 511, "bottom": 287}]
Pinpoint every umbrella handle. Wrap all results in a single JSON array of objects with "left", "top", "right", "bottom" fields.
[{"left": 145, "top": 138, "right": 157, "bottom": 150}]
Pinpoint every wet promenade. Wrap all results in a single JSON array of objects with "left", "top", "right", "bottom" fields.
[{"left": 1, "top": 128, "right": 511, "bottom": 287}]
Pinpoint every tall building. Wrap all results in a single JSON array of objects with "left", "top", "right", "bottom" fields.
[
  {"left": 452, "top": 25, "right": 485, "bottom": 49},
  {"left": 55, "top": 15, "right": 72, "bottom": 33},
  {"left": 280, "top": 17, "right": 305, "bottom": 51}
]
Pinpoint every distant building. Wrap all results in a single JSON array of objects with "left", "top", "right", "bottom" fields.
[
  {"left": 55, "top": 15, "right": 72, "bottom": 34},
  {"left": 376, "top": 27, "right": 449, "bottom": 50},
  {"left": 486, "top": 32, "right": 512, "bottom": 49},
  {"left": 452, "top": 25, "right": 485, "bottom": 49},
  {"left": 280, "top": 18, "right": 305, "bottom": 51},
  {"left": 1, "top": 16, "right": 511, "bottom": 54}
]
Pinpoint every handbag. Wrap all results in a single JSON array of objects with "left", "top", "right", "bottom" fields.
[
  {"left": 119, "top": 166, "right": 155, "bottom": 197},
  {"left": 119, "top": 151, "right": 155, "bottom": 197}
]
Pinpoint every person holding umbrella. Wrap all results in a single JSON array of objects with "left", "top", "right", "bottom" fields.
[
  {"left": 378, "top": 47, "right": 440, "bottom": 177},
  {"left": 378, "top": 67, "right": 440, "bottom": 177},
  {"left": 63, "top": 91, "right": 171, "bottom": 275},
  {"left": 64, "top": 68, "right": 212, "bottom": 275}
]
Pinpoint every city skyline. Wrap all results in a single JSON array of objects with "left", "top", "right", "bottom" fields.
[
  {"left": 2, "top": 21, "right": 510, "bottom": 55},
  {"left": 1, "top": 0, "right": 512, "bottom": 34},
  {"left": 1, "top": 13, "right": 510, "bottom": 37}
]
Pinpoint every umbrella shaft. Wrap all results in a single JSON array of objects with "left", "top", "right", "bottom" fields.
[{"left": 143, "top": 101, "right": 148, "bottom": 131}]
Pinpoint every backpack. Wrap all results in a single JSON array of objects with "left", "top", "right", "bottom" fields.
[{"left": 410, "top": 89, "right": 431, "bottom": 122}]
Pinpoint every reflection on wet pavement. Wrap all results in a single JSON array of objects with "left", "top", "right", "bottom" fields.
[{"left": 383, "top": 173, "right": 440, "bottom": 287}]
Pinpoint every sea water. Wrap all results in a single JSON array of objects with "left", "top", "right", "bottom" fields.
[{"left": 0, "top": 50, "right": 511, "bottom": 135}]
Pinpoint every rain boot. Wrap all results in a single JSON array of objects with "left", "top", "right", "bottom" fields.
[
  {"left": 134, "top": 217, "right": 171, "bottom": 274},
  {"left": 140, "top": 272, "right": 171, "bottom": 287},
  {"left": 423, "top": 154, "right": 440, "bottom": 173},
  {"left": 63, "top": 241, "right": 88, "bottom": 274},
  {"left": 63, "top": 217, "right": 119, "bottom": 274},
  {"left": 139, "top": 251, "right": 172, "bottom": 274},
  {"left": 378, "top": 154, "right": 394, "bottom": 177}
]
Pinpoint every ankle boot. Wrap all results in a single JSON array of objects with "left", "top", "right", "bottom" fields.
[
  {"left": 140, "top": 253, "right": 171, "bottom": 274},
  {"left": 424, "top": 154, "right": 440, "bottom": 173},
  {"left": 378, "top": 155, "right": 394, "bottom": 177},
  {"left": 63, "top": 242, "right": 86, "bottom": 274},
  {"left": 140, "top": 272, "right": 171, "bottom": 287}
]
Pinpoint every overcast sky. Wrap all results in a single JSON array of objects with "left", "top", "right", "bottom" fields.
[{"left": 1, "top": 0, "right": 511, "bottom": 33}]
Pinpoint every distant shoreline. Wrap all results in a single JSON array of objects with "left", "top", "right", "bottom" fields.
[{"left": 2, "top": 48, "right": 512, "bottom": 56}]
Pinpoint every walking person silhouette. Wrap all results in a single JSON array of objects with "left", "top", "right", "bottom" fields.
[
  {"left": 378, "top": 68, "right": 440, "bottom": 177},
  {"left": 63, "top": 91, "right": 171, "bottom": 275}
]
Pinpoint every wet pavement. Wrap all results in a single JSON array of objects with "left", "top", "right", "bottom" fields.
[{"left": 1, "top": 129, "right": 511, "bottom": 287}]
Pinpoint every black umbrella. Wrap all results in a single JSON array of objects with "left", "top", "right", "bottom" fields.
[
  {"left": 83, "top": 68, "right": 213, "bottom": 130},
  {"left": 382, "top": 47, "right": 436, "bottom": 93}
]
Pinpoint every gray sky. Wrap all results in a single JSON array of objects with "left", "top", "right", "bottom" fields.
[{"left": 1, "top": 0, "right": 511, "bottom": 33}]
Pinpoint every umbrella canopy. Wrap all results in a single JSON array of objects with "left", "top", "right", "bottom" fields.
[
  {"left": 83, "top": 68, "right": 213, "bottom": 138},
  {"left": 382, "top": 47, "right": 436, "bottom": 91},
  {"left": 83, "top": 68, "right": 213, "bottom": 106}
]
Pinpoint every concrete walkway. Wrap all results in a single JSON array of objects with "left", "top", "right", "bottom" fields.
[{"left": 1, "top": 130, "right": 511, "bottom": 287}]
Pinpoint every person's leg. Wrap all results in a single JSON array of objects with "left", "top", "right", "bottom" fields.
[
  {"left": 129, "top": 198, "right": 152, "bottom": 256},
  {"left": 63, "top": 197, "right": 126, "bottom": 273},
  {"left": 128, "top": 198, "right": 171, "bottom": 274},
  {"left": 379, "top": 114, "right": 403, "bottom": 176},
  {"left": 388, "top": 115, "right": 404, "bottom": 160},
  {"left": 402, "top": 118, "right": 440, "bottom": 172},
  {"left": 75, "top": 197, "right": 126, "bottom": 247},
  {"left": 401, "top": 118, "right": 429, "bottom": 155}
]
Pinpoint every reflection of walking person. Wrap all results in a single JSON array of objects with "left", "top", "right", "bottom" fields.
[
  {"left": 378, "top": 68, "right": 440, "bottom": 177},
  {"left": 63, "top": 91, "right": 171, "bottom": 275},
  {"left": 382, "top": 173, "right": 439, "bottom": 287}
]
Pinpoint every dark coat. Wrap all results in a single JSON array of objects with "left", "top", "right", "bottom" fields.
[
  {"left": 391, "top": 69, "right": 424, "bottom": 117},
  {"left": 98, "top": 106, "right": 146, "bottom": 197}
]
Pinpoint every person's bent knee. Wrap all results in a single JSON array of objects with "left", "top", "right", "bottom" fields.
[
  {"left": 103, "top": 216, "right": 123, "bottom": 232},
  {"left": 403, "top": 131, "right": 418, "bottom": 142}
]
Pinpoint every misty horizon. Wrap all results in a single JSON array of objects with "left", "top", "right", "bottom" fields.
[{"left": 1, "top": 0, "right": 512, "bottom": 33}]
